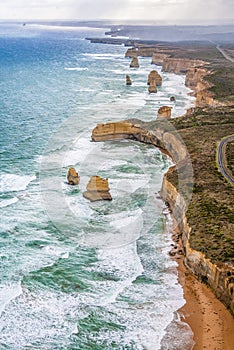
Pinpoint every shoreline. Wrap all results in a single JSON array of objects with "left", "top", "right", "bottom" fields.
[{"left": 170, "top": 219, "right": 234, "bottom": 350}]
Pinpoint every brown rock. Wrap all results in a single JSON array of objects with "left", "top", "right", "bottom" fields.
[
  {"left": 147, "top": 70, "right": 162, "bottom": 86},
  {"left": 148, "top": 83, "right": 157, "bottom": 94},
  {"left": 130, "top": 57, "right": 139, "bottom": 68},
  {"left": 67, "top": 167, "right": 80, "bottom": 185},
  {"left": 158, "top": 106, "right": 172, "bottom": 119},
  {"left": 170, "top": 96, "right": 176, "bottom": 102},
  {"left": 162, "top": 58, "right": 207, "bottom": 75},
  {"left": 126, "top": 74, "right": 132, "bottom": 85},
  {"left": 83, "top": 176, "right": 112, "bottom": 202},
  {"left": 125, "top": 48, "right": 137, "bottom": 58},
  {"left": 151, "top": 52, "right": 169, "bottom": 65}
]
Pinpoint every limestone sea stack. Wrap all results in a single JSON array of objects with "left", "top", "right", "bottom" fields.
[
  {"left": 157, "top": 106, "right": 172, "bottom": 119},
  {"left": 83, "top": 176, "right": 112, "bottom": 202},
  {"left": 130, "top": 57, "right": 139, "bottom": 68},
  {"left": 126, "top": 74, "right": 132, "bottom": 85},
  {"left": 67, "top": 167, "right": 80, "bottom": 185},
  {"left": 147, "top": 70, "right": 162, "bottom": 86},
  {"left": 148, "top": 83, "right": 157, "bottom": 94}
]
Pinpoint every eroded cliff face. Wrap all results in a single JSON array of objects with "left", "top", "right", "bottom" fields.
[
  {"left": 162, "top": 58, "right": 207, "bottom": 74},
  {"left": 185, "top": 67, "right": 229, "bottom": 107},
  {"left": 91, "top": 120, "right": 234, "bottom": 315},
  {"left": 125, "top": 46, "right": 163, "bottom": 58},
  {"left": 151, "top": 52, "right": 170, "bottom": 65},
  {"left": 161, "top": 175, "right": 234, "bottom": 315}
]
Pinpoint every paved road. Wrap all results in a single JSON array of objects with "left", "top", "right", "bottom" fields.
[
  {"left": 217, "top": 135, "right": 234, "bottom": 186},
  {"left": 216, "top": 45, "right": 234, "bottom": 63}
]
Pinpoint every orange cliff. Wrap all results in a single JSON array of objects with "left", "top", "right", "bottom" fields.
[
  {"left": 185, "top": 67, "right": 230, "bottom": 107},
  {"left": 91, "top": 120, "right": 234, "bottom": 315},
  {"left": 162, "top": 58, "right": 207, "bottom": 75}
]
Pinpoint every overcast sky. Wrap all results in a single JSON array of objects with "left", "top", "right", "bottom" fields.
[{"left": 0, "top": 0, "right": 233, "bottom": 24}]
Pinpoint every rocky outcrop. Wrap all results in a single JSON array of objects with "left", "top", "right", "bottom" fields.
[
  {"left": 151, "top": 52, "right": 169, "bottom": 65},
  {"left": 162, "top": 58, "right": 207, "bottom": 74},
  {"left": 185, "top": 67, "right": 208, "bottom": 91},
  {"left": 126, "top": 74, "right": 132, "bottom": 85},
  {"left": 125, "top": 48, "right": 137, "bottom": 58},
  {"left": 147, "top": 70, "right": 162, "bottom": 86},
  {"left": 83, "top": 176, "right": 112, "bottom": 202},
  {"left": 67, "top": 167, "right": 80, "bottom": 185},
  {"left": 158, "top": 106, "right": 172, "bottom": 119},
  {"left": 130, "top": 57, "right": 139, "bottom": 68},
  {"left": 170, "top": 96, "right": 176, "bottom": 102},
  {"left": 148, "top": 83, "right": 157, "bottom": 94},
  {"left": 185, "top": 67, "right": 228, "bottom": 108},
  {"left": 92, "top": 121, "right": 137, "bottom": 141}
]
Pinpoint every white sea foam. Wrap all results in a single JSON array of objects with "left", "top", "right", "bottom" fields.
[
  {"left": 65, "top": 195, "right": 93, "bottom": 219},
  {"left": 92, "top": 241, "right": 144, "bottom": 306},
  {"left": 64, "top": 67, "right": 88, "bottom": 71},
  {"left": 0, "top": 197, "right": 19, "bottom": 208},
  {"left": 63, "top": 136, "right": 100, "bottom": 166},
  {"left": 110, "top": 174, "right": 149, "bottom": 195},
  {"left": 82, "top": 53, "right": 123, "bottom": 60},
  {"left": 42, "top": 245, "right": 71, "bottom": 258},
  {"left": 110, "top": 208, "right": 143, "bottom": 230},
  {"left": 0, "top": 174, "right": 36, "bottom": 193},
  {"left": 0, "top": 283, "right": 22, "bottom": 317}
]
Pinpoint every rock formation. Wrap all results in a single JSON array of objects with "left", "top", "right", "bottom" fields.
[
  {"left": 83, "top": 176, "right": 112, "bottom": 202},
  {"left": 147, "top": 70, "right": 162, "bottom": 86},
  {"left": 67, "top": 167, "right": 80, "bottom": 185},
  {"left": 125, "top": 48, "right": 137, "bottom": 58},
  {"left": 158, "top": 106, "right": 172, "bottom": 119},
  {"left": 162, "top": 58, "right": 206, "bottom": 75},
  {"left": 151, "top": 53, "right": 169, "bottom": 65},
  {"left": 126, "top": 74, "right": 132, "bottom": 85},
  {"left": 130, "top": 57, "right": 139, "bottom": 68},
  {"left": 185, "top": 67, "right": 208, "bottom": 91},
  {"left": 185, "top": 67, "right": 228, "bottom": 108},
  {"left": 170, "top": 96, "right": 176, "bottom": 102},
  {"left": 148, "top": 83, "right": 157, "bottom": 94},
  {"left": 92, "top": 121, "right": 149, "bottom": 142}
]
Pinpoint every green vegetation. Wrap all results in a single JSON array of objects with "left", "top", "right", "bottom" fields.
[
  {"left": 169, "top": 107, "right": 234, "bottom": 263},
  {"left": 205, "top": 67, "right": 234, "bottom": 101}
]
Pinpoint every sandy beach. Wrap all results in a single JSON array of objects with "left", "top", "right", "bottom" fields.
[{"left": 177, "top": 247, "right": 234, "bottom": 349}]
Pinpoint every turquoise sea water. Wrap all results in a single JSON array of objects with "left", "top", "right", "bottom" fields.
[{"left": 0, "top": 23, "right": 195, "bottom": 349}]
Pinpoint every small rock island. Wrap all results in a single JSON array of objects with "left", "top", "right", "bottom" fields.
[
  {"left": 83, "top": 176, "right": 112, "bottom": 202},
  {"left": 67, "top": 167, "right": 80, "bottom": 185}
]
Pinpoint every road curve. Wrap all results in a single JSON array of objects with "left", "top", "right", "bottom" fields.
[
  {"left": 216, "top": 45, "right": 234, "bottom": 63},
  {"left": 217, "top": 135, "right": 234, "bottom": 186}
]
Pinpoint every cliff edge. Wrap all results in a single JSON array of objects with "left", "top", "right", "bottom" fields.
[{"left": 91, "top": 106, "right": 234, "bottom": 314}]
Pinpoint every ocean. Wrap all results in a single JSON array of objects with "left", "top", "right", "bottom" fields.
[{"left": 0, "top": 23, "right": 195, "bottom": 349}]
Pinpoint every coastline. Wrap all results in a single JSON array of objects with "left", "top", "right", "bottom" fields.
[
  {"left": 91, "top": 117, "right": 234, "bottom": 348},
  {"left": 169, "top": 219, "right": 234, "bottom": 349}
]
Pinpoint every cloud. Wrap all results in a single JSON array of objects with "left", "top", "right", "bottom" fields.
[{"left": 0, "top": 0, "right": 233, "bottom": 23}]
